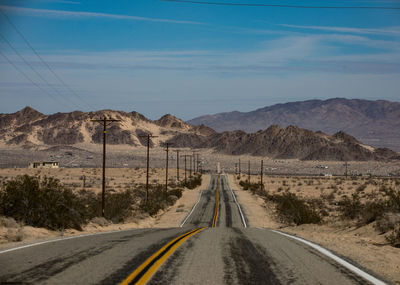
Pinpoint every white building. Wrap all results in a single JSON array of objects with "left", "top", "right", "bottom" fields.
[{"left": 28, "top": 161, "right": 59, "bottom": 169}]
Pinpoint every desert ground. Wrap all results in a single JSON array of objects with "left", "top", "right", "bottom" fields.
[{"left": 1, "top": 145, "right": 400, "bottom": 176}]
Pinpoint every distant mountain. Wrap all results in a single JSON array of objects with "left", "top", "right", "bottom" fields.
[
  {"left": 188, "top": 98, "right": 400, "bottom": 151},
  {"left": 1, "top": 107, "right": 398, "bottom": 161},
  {"left": 166, "top": 125, "right": 399, "bottom": 161}
]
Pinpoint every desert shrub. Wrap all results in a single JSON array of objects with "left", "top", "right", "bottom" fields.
[
  {"left": 0, "top": 175, "right": 86, "bottom": 230},
  {"left": 360, "top": 200, "right": 387, "bottom": 224},
  {"left": 6, "top": 227, "right": 24, "bottom": 242},
  {"left": 338, "top": 194, "right": 363, "bottom": 219},
  {"left": 268, "top": 192, "right": 321, "bottom": 225},
  {"left": 356, "top": 184, "right": 367, "bottom": 193},
  {"left": 139, "top": 184, "right": 184, "bottom": 216},
  {"left": 239, "top": 180, "right": 248, "bottom": 190},
  {"left": 180, "top": 174, "right": 202, "bottom": 189},
  {"left": 386, "top": 226, "right": 400, "bottom": 248},
  {"left": 168, "top": 188, "right": 183, "bottom": 199},
  {"left": 103, "top": 190, "right": 136, "bottom": 223},
  {"left": 376, "top": 213, "right": 400, "bottom": 233},
  {"left": 239, "top": 180, "right": 265, "bottom": 196},
  {"left": 0, "top": 175, "right": 139, "bottom": 230},
  {"left": 0, "top": 216, "right": 19, "bottom": 228},
  {"left": 90, "top": 217, "right": 110, "bottom": 227}
]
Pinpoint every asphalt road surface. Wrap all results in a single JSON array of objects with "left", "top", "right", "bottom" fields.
[{"left": 0, "top": 174, "right": 384, "bottom": 284}]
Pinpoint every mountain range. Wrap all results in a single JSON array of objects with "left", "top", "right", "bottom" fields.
[
  {"left": 188, "top": 98, "right": 400, "bottom": 151},
  {"left": 0, "top": 106, "right": 399, "bottom": 161}
]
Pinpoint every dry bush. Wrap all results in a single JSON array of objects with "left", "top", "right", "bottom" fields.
[
  {"left": 0, "top": 216, "right": 19, "bottom": 228},
  {"left": 90, "top": 217, "right": 111, "bottom": 227},
  {"left": 6, "top": 228, "right": 24, "bottom": 242},
  {"left": 376, "top": 213, "right": 400, "bottom": 233},
  {"left": 267, "top": 192, "right": 322, "bottom": 225},
  {"left": 386, "top": 226, "right": 400, "bottom": 248}
]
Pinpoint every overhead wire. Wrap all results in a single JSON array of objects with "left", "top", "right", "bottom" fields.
[
  {"left": 0, "top": 8, "right": 93, "bottom": 111},
  {"left": 0, "top": 32, "right": 81, "bottom": 109},
  {"left": 160, "top": 0, "right": 400, "bottom": 10},
  {"left": 0, "top": 49, "right": 67, "bottom": 106}
]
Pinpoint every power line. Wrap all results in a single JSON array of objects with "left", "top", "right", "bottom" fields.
[
  {"left": 0, "top": 8, "right": 93, "bottom": 110},
  {"left": 161, "top": 0, "right": 400, "bottom": 10},
  {"left": 0, "top": 32, "right": 81, "bottom": 109},
  {"left": 0, "top": 49, "right": 67, "bottom": 106}
]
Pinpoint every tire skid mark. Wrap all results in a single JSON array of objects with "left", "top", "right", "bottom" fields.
[
  {"left": 1, "top": 244, "right": 115, "bottom": 283},
  {"left": 225, "top": 228, "right": 281, "bottom": 285},
  {"left": 221, "top": 176, "right": 232, "bottom": 227},
  {"left": 148, "top": 236, "right": 197, "bottom": 285}
]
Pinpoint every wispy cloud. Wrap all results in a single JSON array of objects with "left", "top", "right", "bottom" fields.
[
  {"left": 280, "top": 24, "right": 400, "bottom": 36},
  {"left": 0, "top": 5, "right": 204, "bottom": 25}
]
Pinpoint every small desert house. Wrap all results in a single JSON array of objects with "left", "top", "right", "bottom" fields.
[{"left": 28, "top": 161, "right": 59, "bottom": 169}]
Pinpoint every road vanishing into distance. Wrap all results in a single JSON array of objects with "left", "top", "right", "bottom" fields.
[{"left": 0, "top": 175, "right": 385, "bottom": 284}]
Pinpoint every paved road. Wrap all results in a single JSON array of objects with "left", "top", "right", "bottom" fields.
[{"left": 0, "top": 174, "right": 382, "bottom": 284}]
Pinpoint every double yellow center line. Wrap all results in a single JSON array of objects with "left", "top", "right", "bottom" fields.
[
  {"left": 121, "top": 175, "right": 220, "bottom": 284},
  {"left": 212, "top": 175, "right": 219, "bottom": 227},
  {"left": 120, "top": 227, "right": 206, "bottom": 285}
]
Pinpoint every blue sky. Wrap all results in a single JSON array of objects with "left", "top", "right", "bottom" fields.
[{"left": 0, "top": 0, "right": 399, "bottom": 120}]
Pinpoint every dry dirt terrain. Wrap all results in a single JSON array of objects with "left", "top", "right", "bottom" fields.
[
  {"left": 1, "top": 146, "right": 400, "bottom": 176},
  {"left": 229, "top": 174, "right": 400, "bottom": 284}
]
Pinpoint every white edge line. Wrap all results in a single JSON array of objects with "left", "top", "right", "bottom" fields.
[
  {"left": 224, "top": 175, "right": 247, "bottom": 228},
  {"left": 269, "top": 229, "right": 387, "bottom": 285},
  {"left": 179, "top": 176, "right": 211, "bottom": 227},
  {"left": 179, "top": 190, "right": 202, "bottom": 227},
  {"left": 0, "top": 228, "right": 137, "bottom": 255}
]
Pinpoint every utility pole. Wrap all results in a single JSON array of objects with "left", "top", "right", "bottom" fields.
[
  {"left": 183, "top": 155, "right": 191, "bottom": 184},
  {"left": 90, "top": 117, "right": 121, "bottom": 217},
  {"left": 248, "top": 160, "right": 251, "bottom": 183},
  {"left": 189, "top": 155, "right": 192, "bottom": 178},
  {"left": 196, "top": 153, "right": 200, "bottom": 173},
  {"left": 239, "top": 158, "right": 241, "bottom": 177},
  {"left": 139, "top": 134, "right": 158, "bottom": 205},
  {"left": 174, "top": 149, "right": 180, "bottom": 181},
  {"left": 164, "top": 143, "right": 172, "bottom": 201},
  {"left": 345, "top": 161, "right": 348, "bottom": 178},
  {"left": 260, "top": 159, "right": 264, "bottom": 189}
]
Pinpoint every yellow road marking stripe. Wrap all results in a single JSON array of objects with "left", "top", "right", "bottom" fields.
[
  {"left": 212, "top": 175, "right": 219, "bottom": 227},
  {"left": 120, "top": 227, "right": 206, "bottom": 285}
]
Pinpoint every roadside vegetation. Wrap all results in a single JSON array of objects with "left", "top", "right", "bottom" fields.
[
  {"left": 239, "top": 180, "right": 322, "bottom": 225},
  {"left": 238, "top": 175, "right": 400, "bottom": 247},
  {"left": 0, "top": 174, "right": 202, "bottom": 234}
]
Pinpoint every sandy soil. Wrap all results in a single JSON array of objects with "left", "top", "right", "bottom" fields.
[
  {"left": 1, "top": 146, "right": 400, "bottom": 176},
  {"left": 0, "top": 167, "right": 190, "bottom": 194},
  {"left": 227, "top": 174, "right": 281, "bottom": 229},
  {"left": 228, "top": 174, "right": 400, "bottom": 284}
]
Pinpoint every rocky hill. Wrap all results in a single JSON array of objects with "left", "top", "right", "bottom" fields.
[
  {"left": 188, "top": 98, "right": 400, "bottom": 151},
  {"left": 166, "top": 125, "right": 399, "bottom": 161},
  {"left": 1, "top": 107, "right": 398, "bottom": 161},
  {"left": 0, "top": 107, "right": 212, "bottom": 149}
]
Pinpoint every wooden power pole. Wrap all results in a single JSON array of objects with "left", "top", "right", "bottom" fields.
[
  {"left": 139, "top": 134, "right": 158, "bottom": 205},
  {"left": 90, "top": 117, "right": 121, "bottom": 217},
  {"left": 164, "top": 143, "right": 172, "bottom": 201},
  {"left": 260, "top": 159, "right": 264, "bottom": 189},
  {"left": 248, "top": 160, "right": 251, "bottom": 183},
  {"left": 174, "top": 149, "right": 180, "bottom": 181},
  {"left": 183, "top": 155, "right": 191, "bottom": 184}
]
